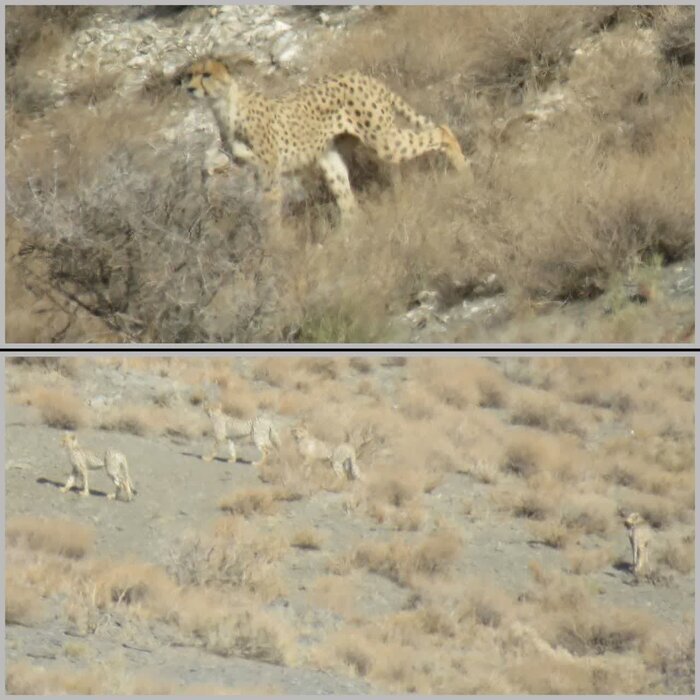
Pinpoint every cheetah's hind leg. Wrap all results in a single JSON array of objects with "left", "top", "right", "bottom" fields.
[
  {"left": 318, "top": 148, "right": 358, "bottom": 223},
  {"left": 60, "top": 474, "right": 76, "bottom": 494}
]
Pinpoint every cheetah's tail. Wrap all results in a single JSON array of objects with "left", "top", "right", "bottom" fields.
[{"left": 390, "top": 92, "right": 434, "bottom": 131}]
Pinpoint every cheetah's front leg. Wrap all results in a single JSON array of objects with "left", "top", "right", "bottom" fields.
[
  {"left": 80, "top": 471, "right": 90, "bottom": 497},
  {"left": 226, "top": 439, "right": 237, "bottom": 464}
]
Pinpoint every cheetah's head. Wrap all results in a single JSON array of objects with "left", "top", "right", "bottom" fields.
[
  {"left": 623, "top": 512, "right": 645, "bottom": 529},
  {"left": 183, "top": 59, "right": 232, "bottom": 99},
  {"left": 204, "top": 401, "right": 222, "bottom": 417},
  {"left": 61, "top": 432, "right": 77, "bottom": 448}
]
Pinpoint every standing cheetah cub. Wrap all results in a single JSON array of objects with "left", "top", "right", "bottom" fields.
[
  {"left": 60, "top": 433, "right": 134, "bottom": 502},
  {"left": 184, "top": 58, "right": 470, "bottom": 222},
  {"left": 291, "top": 425, "right": 363, "bottom": 481},
  {"left": 203, "top": 402, "right": 280, "bottom": 466},
  {"left": 623, "top": 512, "right": 652, "bottom": 575}
]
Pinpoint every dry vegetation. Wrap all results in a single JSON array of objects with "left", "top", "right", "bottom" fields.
[
  {"left": 5, "top": 6, "right": 694, "bottom": 342},
  {"left": 5, "top": 356, "right": 695, "bottom": 693}
]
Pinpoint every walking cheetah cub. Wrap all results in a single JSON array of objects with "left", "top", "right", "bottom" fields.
[
  {"left": 183, "top": 58, "right": 470, "bottom": 222},
  {"left": 203, "top": 402, "right": 280, "bottom": 466},
  {"left": 623, "top": 512, "right": 652, "bottom": 575},
  {"left": 291, "top": 425, "right": 363, "bottom": 481},
  {"left": 60, "top": 433, "right": 134, "bottom": 502}
]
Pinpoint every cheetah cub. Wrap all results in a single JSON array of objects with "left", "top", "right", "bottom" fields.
[
  {"left": 60, "top": 433, "right": 134, "bottom": 502},
  {"left": 203, "top": 402, "right": 280, "bottom": 466},
  {"left": 184, "top": 58, "right": 470, "bottom": 223},
  {"left": 291, "top": 425, "right": 363, "bottom": 481},
  {"left": 623, "top": 512, "right": 652, "bottom": 575}
]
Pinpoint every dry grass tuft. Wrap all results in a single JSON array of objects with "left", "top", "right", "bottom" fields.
[
  {"left": 352, "top": 530, "right": 461, "bottom": 587},
  {"left": 172, "top": 518, "right": 286, "bottom": 601},
  {"left": 218, "top": 488, "right": 278, "bottom": 518},
  {"left": 656, "top": 537, "right": 694, "bottom": 575},
  {"left": 7, "top": 516, "right": 94, "bottom": 559},
  {"left": 560, "top": 493, "right": 617, "bottom": 536},
  {"left": 457, "top": 580, "right": 515, "bottom": 629},
  {"left": 565, "top": 545, "right": 616, "bottom": 574},
  {"left": 528, "top": 519, "right": 571, "bottom": 549},
  {"left": 5, "top": 580, "right": 45, "bottom": 626},
  {"left": 501, "top": 431, "right": 559, "bottom": 479},
  {"left": 5, "top": 660, "right": 264, "bottom": 694},
  {"left": 290, "top": 529, "right": 324, "bottom": 550},
  {"left": 20, "top": 386, "right": 88, "bottom": 429},
  {"left": 551, "top": 605, "right": 656, "bottom": 657},
  {"left": 93, "top": 560, "right": 177, "bottom": 610}
]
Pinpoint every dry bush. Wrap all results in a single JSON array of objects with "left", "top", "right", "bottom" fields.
[
  {"left": 92, "top": 560, "right": 177, "bottom": 611},
  {"left": 549, "top": 604, "right": 656, "bottom": 657},
  {"left": 655, "top": 6, "right": 695, "bottom": 65},
  {"left": 250, "top": 357, "right": 300, "bottom": 389},
  {"left": 97, "top": 404, "right": 155, "bottom": 436},
  {"left": 559, "top": 492, "right": 617, "bottom": 536},
  {"left": 348, "top": 356, "right": 375, "bottom": 374},
  {"left": 642, "top": 625, "right": 695, "bottom": 694},
  {"left": 511, "top": 490, "right": 554, "bottom": 521},
  {"left": 171, "top": 518, "right": 285, "bottom": 601},
  {"left": 368, "top": 473, "right": 423, "bottom": 509},
  {"left": 460, "top": 459, "right": 500, "bottom": 484},
  {"left": 312, "top": 574, "right": 364, "bottom": 618},
  {"left": 509, "top": 389, "right": 584, "bottom": 436},
  {"left": 395, "top": 381, "right": 438, "bottom": 422},
  {"left": 476, "top": 371, "right": 510, "bottom": 409},
  {"left": 527, "top": 562, "right": 593, "bottom": 612},
  {"left": 5, "top": 579, "right": 45, "bottom": 626},
  {"left": 18, "top": 386, "right": 88, "bottom": 429},
  {"left": 5, "top": 660, "right": 259, "bottom": 695},
  {"left": 7, "top": 516, "right": 94, "bottom": 559},
  {"left": 410, "top": 358, "right": 483, "bottom": 410},
  {"left": 221, "top": 394, "right": 262, "bottom": 424},
  {"left": 656, "top": 537, "right": 694, "bottom": 575},
  {"left": 6, "top": 6, "right": 96, "bottom": 70},
  {"left": 352, "top": 530, "right": 461, "bottom": 587},
  {"left": 565, "top": 545, "right": 616, "bottom": 574},
  {"left": 390, "top": 504, "right": 428, "bottom": 532},
  {"left": 456, "top": 580, "right": 515, "bottom": 629},
  {"left": 199, "top": 609, "right": 293, "bottom": 666},
  {"left": 219, "top": 488, "right": 278, "bottom": 518},
  {"left": 96, "top": 401, "right": 206, "bottom": 439},
  {"left": 506, "top": 648, "right": 649, "bottom": 694},
  {"left": 290, "top": 529, "right": 324, "bottom": 550},
  {"left": 7, "top": 83, "right": 277, "bottom": 343},
  {"left": 366, "top": 499, "right": 427, "bottom": 531},
  {"left": 319, "top": 7, "right": 607, "bottom": 100},
  {"left": 325, "top": 634, "right": 375, "bottom": 678},
  {"left": 528, "top": 519, "right": 571, "bottom": 550},
  {"left": 500, "top": 430, "right": 561, "bottom": 479}
]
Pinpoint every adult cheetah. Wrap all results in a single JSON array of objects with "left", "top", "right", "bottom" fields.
[
  {"left": 203, "top": 402, "right": 280, "bottom": 466},
  {"left": 623, "top": 512, "right": 652, "bottom": 575},
  {"left": 291, "top": 425, "right": 363, "bottom": 481},
  {"left": 60, "top": 432, "right": 135, "bottom": 502},
  {"left": 183, "top": 58, "right": 470, "bottom": 222}
]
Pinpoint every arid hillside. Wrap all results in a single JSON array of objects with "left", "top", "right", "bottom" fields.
[
  {"left": 5, "top": 356, "right": 694, "bottom": 693},
  {"left": 5, "top": 5, "right": 694, "bottom": 343}
]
